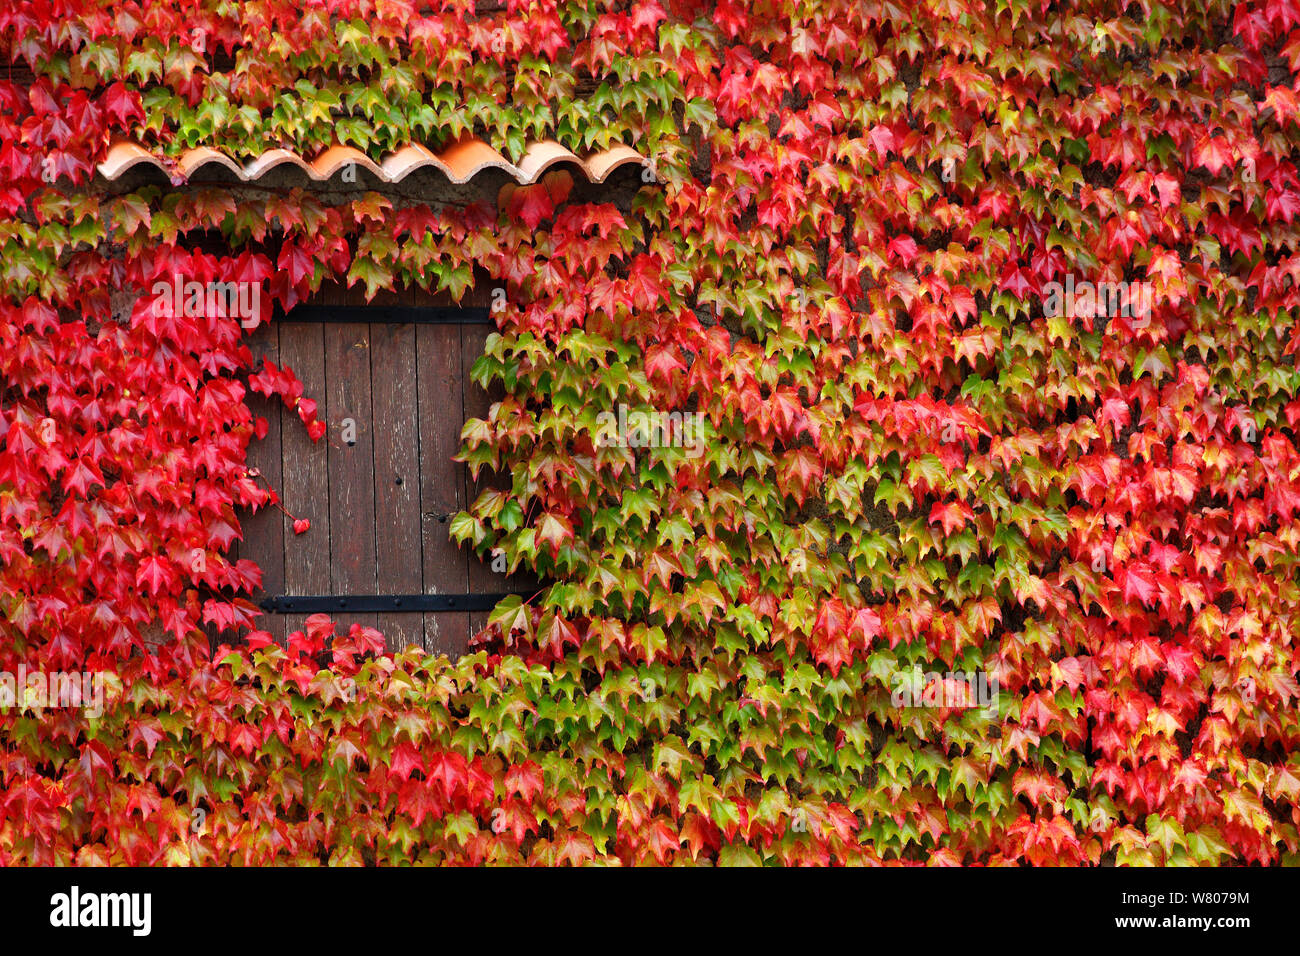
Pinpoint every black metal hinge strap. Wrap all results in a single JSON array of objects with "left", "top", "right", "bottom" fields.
[
  {"left": 274, "top": 305, "right": 492, "bottom": 325},
  {"left": 259, "top": 593, "right": 531, "bottom": 613}
]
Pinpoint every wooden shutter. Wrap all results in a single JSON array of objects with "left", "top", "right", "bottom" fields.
[{"left": 236, "top": 281, "right": 536, "bottom": 658}]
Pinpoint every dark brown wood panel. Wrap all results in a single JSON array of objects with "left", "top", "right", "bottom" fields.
[
  {"left": 276, "top": 321, "right": 331, "bottom": 641},
  {"left": 371, "top": 308, "right": 424, "bottom": 652},
  {"left": 324, "top": 314, "right": 379, "bottom": 639},
  {"left": 418, "top": 320, "right": 471, "bottom": 656},
  {"left": 241, "top": 323, "right": 285, "bottom": 646},
  {"left": 461, "top": 320, "right": 498, "bottom": 644},
  {"left": 459, "top": 291, "right": 543, "bottom": 642}
]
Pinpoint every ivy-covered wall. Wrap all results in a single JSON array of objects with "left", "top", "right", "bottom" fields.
[{"left": 1, "top": 0, "right": 1299, "bottom": 865}]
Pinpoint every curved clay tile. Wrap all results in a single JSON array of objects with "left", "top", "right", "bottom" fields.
[
  {"left": 242, "top": 148, "right": 317, "bottom": 180},
  {"left": 96, "top": 137, "right": 650, "bottom": 186},
  {"left": 379, "top": 144, "right": 451, "bottom": 182},
  {"left": 515, "top": 140, "right": 584, "bottom": 183},
  {"left": 98, "top": 141, "right": 167, "bottom": 179},
  {"left": 177, "top": 146, "right": 245, "bottom": 178},
  {"left": 307, "top": 145, "right": 385, "bottom": 181},
  {"left": 436, "top": 137, "right": 521, "bottom": 182},
  {"left": 583, "top": 144, "right": 650, "bottom": 183}
]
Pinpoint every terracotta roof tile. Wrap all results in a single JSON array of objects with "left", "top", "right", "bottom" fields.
[{"left": 98, "top": 137, "right": 649, "bottom": 185}]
